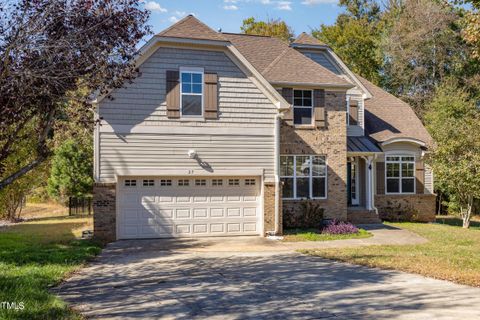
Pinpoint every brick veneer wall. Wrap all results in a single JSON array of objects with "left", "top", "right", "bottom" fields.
[
  {"left": 93, "top": 183, "right": 117, "bottom": 243},
  {"left": 375, "top": 194, "right": 436, "bottom": 222},
  {"left": 264, "top": 182, "right": 283, "bottom": 236},
  {"left": 281, "top": 90, "right": 348, "bottom": 227}
]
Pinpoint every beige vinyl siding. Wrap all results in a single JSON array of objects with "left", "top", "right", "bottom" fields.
[
  {"left": 99, "top": 132, "right": 274, "bottom": 181},
  {"left": 97, "top": 46, "right": 277, "bottom": 182},
  {"left": 424, "top": 164, "right": 434, "bottom": 194},
  {"left": 99, "top": 47, "right": 277, "bottom": 128}
]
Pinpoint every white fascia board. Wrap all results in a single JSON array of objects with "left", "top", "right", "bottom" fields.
[
  {"left": 270, "top": 81, "right": 354, "bottom": 90},
  {"left": 381, "top": 137, "right": 427, "bottom": 147}
]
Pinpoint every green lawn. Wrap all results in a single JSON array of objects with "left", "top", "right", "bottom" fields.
[
  {"left": 0, "top": 216, "right": 102, "bottom": 319},
  {"left": 283, "top": 228, "right": 372, "bottom": 242},
  {"left": 302, "top": 218, "right": 480, "bottom": 287}
]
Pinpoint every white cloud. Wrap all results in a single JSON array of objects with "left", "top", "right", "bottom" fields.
[
  {"left": 223, "top": 4, "right": 239, "bottom": 10},
  {"left": 276, "top": 1, "right": 292, "bottom": 10},
  {"left": 168, "top": 16, "right": 179, "bottom": 23},
  {"left": 301, "top": 0, "right": 338, "bottom": 5},
  {"left": 174, "top": 10, "right": 187, "bottom": 17},
  {"left": 259, "top": 0, "right": 271, "bottom": 4},
  {"left": 224, "top": 0, "right": 238, "bottom": 2},
  {"left": 144, "top": 1, "right": 167, "bottom": 12}
]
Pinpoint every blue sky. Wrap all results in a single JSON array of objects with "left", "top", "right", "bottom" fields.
[{"left": 143, "top": 0, "right": 344, "bottom": 36}]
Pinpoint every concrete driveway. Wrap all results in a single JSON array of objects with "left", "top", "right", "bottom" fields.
[{"left": 56, "top": 237, "right": 480, "bottom": 320}]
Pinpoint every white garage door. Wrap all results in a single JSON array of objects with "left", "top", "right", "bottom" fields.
[{"left": 117, "top": 177, "right": 261, "bottom": 239}]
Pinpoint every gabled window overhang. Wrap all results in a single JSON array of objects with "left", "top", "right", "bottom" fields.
[{"left": 381, "top": 137, "right": 427, "bottom": 148}]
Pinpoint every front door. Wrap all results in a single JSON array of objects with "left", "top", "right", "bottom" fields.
[{"left": 347, "top": 159, "right": 359, "bottom": 206}]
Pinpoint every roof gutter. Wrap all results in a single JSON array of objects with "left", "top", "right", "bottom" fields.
[{"left": 270, "top": 81, "right": 355, "bottom": 90}]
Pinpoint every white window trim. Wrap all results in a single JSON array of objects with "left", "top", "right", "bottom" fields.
[
  {"left": 346, "top": 95, "right": 350, "bottom": 126},
  {"left": 180, "top": 67, "right": 204, "bottom": 118},
  {"left": 293, "top": 89, "right": 314, "bottom": 126},
  {"left": 280, "top": 154, "right": 328, "bottom": 200},
  {"left": 385, "top": 153, "right": 416, "bottom": 195}
]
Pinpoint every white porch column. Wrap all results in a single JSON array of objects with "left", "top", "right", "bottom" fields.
[{"left": 365, "top": 156, "right": 374, "bottom": 210}]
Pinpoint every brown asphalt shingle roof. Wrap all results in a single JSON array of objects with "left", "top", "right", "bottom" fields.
[
  {"left": 222, "top": 33, "right": 351, "bottom": 86},
  {"left": 157, "top": 15, "right": 227, "bottom": 42},
  {"left": 292, "top": 32, "right": 327, "bottom": 46},
  {"left": 357, "top": 75, "right": 433, "bottom": 146},
  {"left": 156, "top": 16, "right": 350, "bottom": 86}
]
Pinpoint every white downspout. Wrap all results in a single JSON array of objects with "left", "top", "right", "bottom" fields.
[{"left": 273, "top": 112, "right": 282, "bottom": 236}]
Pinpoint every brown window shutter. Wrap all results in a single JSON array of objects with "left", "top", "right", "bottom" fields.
[
  {"left": 281, "top": 88, "right": 293, "bottom": 121},
  {"left": 166, "top": 70, "right": 180, "bottom": 118},
  {"left": 204, "top": 73, "right": 218, "bottom": 119},
  {"left": 349, "top": 100, "right": 358, "bottom": 125},
  {"left": 314, "top": 89, "right": 326, "bottom": 127},
  {"left": 376, "top": 162, "right": 385, "bottom": 195},
  {"left": 416, "top": 159, "right": 425, "bottom": 194}
]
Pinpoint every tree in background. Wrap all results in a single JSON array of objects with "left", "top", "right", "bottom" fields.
[
  {"left": 312, "top": 0, "right": 384, "bottom": 84},
  {"left": 425, "top": 80, "right": 480, "bottom": 228},
  {"left": 0, "top": 126, "right": 49, "bottom": 220},
  {"left": 462, "top": 0, "right": 480, "bottom": 58},
  {"left": 47, "top": 139, "right": 93, "bottom": 203},
  {"left": 0, "top": 0, "right": 150, "bottom": 191},
  {"left": 381, "top": 0, "right": 469, "bottom": 116},
  {"left": 241, "top": 17, "right": 294, "bottom": 42}
]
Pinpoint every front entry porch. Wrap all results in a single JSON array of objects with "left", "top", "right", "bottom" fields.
[{"left": 346, "top": 137, "right": 383, "bottom": 224}]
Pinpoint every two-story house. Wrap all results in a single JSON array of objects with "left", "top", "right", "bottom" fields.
[{"left": 92, "top": 16, "right": 435, "bottom": 242}]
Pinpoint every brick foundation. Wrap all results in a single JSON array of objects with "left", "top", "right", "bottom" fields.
[
  {"left": 375, "top": 194, "right": 436, "bottom": 222},
  {"left": 93, "top": 183, "right": 117, "bottom": 243},
  {"left": 263, "top": 182, "right": 282, "bottom": 236}
]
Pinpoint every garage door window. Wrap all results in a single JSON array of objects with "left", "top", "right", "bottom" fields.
[
  {"left": 245, "top": 179, "right": 256, "bottom": 186},
  {"left": 212, "top": 179, "right": 223, "bottom": 186},
  {"left": 195, "top": 179, "right": 206, "bottom": 186},
  {"left": 143, "top": 179, "right": 155, "bottom": 187},
  {"left": 229, "top": 179, "right": 240, "bottom": 186},
  {"left": 280, "top": 155, "right": 327, "bottom": 199},
  {"left": 178, "top": 179, "right": 189, "bottom": 186},
  {"left": 125, "top": 179, "right": 137, "bottom": 187},
  {"left": 160, "top": 179, "right": 172, "bottom": 186}
]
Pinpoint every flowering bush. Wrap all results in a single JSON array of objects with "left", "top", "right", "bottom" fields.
[{"left": 322, "top": 219, "right": 359, "bottom": 235}]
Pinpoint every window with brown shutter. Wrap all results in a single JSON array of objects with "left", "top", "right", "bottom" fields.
[
  {"left": 376, "top": 162, "right": 385, "bottom": 195},
  {"left": 281, "top": 88, "right": 293, "bottom": 121},
  {"left": 416, "top": 159, "right": 425, "bottom": 194},
  {"left": 314, "top": 89, "right": 326, "bottom": 128},
  {"left": 204, "top": 73, "right": 218, "bottom": 119},
  {"left": 349, "top": 99, "right": 358, "bottom": 125},
  {"left": 166, "top": 70, "right": 180, "bottom": 118}
]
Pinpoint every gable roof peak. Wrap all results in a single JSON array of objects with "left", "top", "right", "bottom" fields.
[
  {"left": 157, "top": 15, "right": 228, "bottom": 42},
  {"left": 292, "top": 32, "right": 327, "bottom": 47}
]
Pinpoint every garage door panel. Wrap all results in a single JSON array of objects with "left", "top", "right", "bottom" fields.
[
  {"left": 243, "top": 207, "right": 257, "bottom": 217},
  {"left": 193, "top": 224, "right": 208, "bottom": 234},
  {"left": 210, "top": 223, "right": 224, "bottom": 233},
  {"left": 244, "top": 223, "right": 257, "bottom": 232},
  {"left": 193, "top": 208, "right": 208, "bottom": 218},
  {"left": 227, "top": 208, "right": 241, "bottom": 217},
  {"left": 118, "top": 176, "right": 261, "bottom": 239},
  {"left": 210, "top": 208, "right": 225, "bottom": 217}
]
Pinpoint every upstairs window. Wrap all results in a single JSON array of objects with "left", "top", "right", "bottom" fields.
[
  {"left": 386, "top": 155, "right": 415, "bottom": 194},
  {"left": 293, "top": 90, "right": 313, "bottom": 125},
  {"left": 180, "top": 69, "right": 203, "bottom": 117}
]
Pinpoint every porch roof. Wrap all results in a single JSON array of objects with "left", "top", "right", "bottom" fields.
[{"left": 347, "top": 137, "right": 382, "bottom": 154}]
